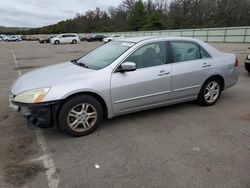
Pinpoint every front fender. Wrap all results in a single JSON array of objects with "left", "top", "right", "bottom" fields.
[{"left": 41, "top": 75, "right": 113, "bottom": 118}]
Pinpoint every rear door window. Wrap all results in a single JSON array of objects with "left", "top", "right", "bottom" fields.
[{"left": 170, "top": 41, "right": 210, "bottom": 63}]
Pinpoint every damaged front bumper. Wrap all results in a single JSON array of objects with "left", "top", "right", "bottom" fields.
[{"left": 9, "top": 94, "right": 61, "bottom": 128}]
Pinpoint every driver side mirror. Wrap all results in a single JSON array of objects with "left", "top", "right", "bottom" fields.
[{"left": 118, "top": 62, "right": 136, "bottom": 72}]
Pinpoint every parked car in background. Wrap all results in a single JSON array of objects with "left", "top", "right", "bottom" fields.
[
  {"left": 50, "top": 34, "right": 80, "bottom": 45},
  {"left": 103, "top": 34, "right": 124, "bottom": 43},
  {"left": 5, "top": 35, "right": 21, "bottom": 42},
  {"left": 22, "top": 35, "right": 39, "bottom": 41},
  {"left": 9, "top": 36, "right": 239, "bottom": 137},
  {"left": 16, "top": 35, "right": 22, "bottom": 41},
  {"left": 38, "top": 36, "right": 54, "bottom": 43},
  {"left": 79, "top": 35, "right": 87, "bottom": 41},
  {"left": 0, "top": 35, "right": 5, "bottom": 39},
  {"left": 87, "top": 34, "right": 105, "bottom": 42},
  {"left": 21, "top": 35, "right": 28, "bottom": 40},
  {"left": 245, "top": 54, "right": 250, "bottom": 73}
]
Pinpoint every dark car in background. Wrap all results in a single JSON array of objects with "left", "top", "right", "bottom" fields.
[
  {"left": 87, "top": 34, "right": 105, "bottom": 42},
  {"left": 245, "top": 54, "right": 250, "bottom": 73},
  {"left": 38, "top": 36, "right": 54, "bottom": 43}
]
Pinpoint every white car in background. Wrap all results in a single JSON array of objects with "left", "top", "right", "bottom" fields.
[
  {"left": 103, "top": 34, "right": 124, "bottom": 43},
  {"left": 4, "top": 35, "right": 21, "bottom": 42},
  {"left": 50, "top": 33, "right": 80, "bottom": 45}
]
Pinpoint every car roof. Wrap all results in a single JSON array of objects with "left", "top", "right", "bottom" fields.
[{"left": 115, "top": 36, "right": 202, "bottom": 43}]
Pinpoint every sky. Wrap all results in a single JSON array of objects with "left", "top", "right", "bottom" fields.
[{"left": 0, "top": 0, "right": 122, "bottom": 28}]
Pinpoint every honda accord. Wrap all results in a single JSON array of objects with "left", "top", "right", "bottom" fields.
[{"left": 9, "top": 37, "right": 240, "bottom": 136}]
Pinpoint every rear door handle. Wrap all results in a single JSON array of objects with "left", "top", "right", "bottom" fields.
[{"left": 158, "top": 70, "right": 170, "bottom": 76}]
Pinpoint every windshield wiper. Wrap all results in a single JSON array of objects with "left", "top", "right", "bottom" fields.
[
  {"left": 78, "top": 62, "right": 89, "bottom": 68},
  {"left": 71, "top": 59, "right": 89, "bottom": 68},
  {"left": 70, "top": 59, "right": 78, "bottom": 63}
]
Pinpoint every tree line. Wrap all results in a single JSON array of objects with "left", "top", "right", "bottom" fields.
[{"left": 18, "top": 0, "right": 250, "bottom": 34}]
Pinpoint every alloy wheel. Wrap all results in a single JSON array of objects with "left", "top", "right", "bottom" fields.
[
  {"left": 67, "top": 103, "right": 97, "bottom": 132},
  {"left": 204, "top": 81, "right": 220, "bottom": 103}
]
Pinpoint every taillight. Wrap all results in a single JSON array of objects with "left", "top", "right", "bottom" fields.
[{"left": 235, "top": 58, "right": 239, "bottom": 67}]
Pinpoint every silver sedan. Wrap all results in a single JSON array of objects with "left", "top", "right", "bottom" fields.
[{"left": 10, "top": 37, "right": 240, "bottom": 136}]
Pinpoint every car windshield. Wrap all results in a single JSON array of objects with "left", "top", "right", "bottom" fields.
[{"left": 77, "top": 41, "right": 134, "bottom": 70}]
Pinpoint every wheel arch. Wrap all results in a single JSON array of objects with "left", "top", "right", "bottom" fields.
[
  {"left": 59, "top": 91, "right": 109, "bottom": 119},
  {"left": 203, "top": 75, "right": 225, "bottom": 91}
]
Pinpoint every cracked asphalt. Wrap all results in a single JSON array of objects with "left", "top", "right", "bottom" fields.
[{"left": 0, "top": 41, "right": 249, "bottom": 188}]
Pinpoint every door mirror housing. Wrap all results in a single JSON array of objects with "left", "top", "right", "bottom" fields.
[{"left": 118, "top": 62, "right": 136, "bottom": 72}]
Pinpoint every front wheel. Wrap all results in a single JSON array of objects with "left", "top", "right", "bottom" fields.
[
  {"left": 197, "top": 78, "right": 222, "bottom": 106},
  {"left": 54, "top": 40, "right": 60, "bottom": 45},
  {"left": 58, "top": 95, "right": 103, "bottom": 137}
]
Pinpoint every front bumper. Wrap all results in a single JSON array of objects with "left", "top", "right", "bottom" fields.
[{"left": 9, "top": 97, "right": 61, "bottom": 128}]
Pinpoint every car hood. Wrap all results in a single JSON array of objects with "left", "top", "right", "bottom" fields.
[{"left": 11, "top": 62, "right": 94, "bottom": 95}]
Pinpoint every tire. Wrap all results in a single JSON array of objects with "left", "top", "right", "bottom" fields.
[
  {"left": 72, "top": 39, "right": 77, "bottom": 44},
  {"left": 5, "top": 40, "right": 8, "bottom": 42},
  {"left": 58, "top": 95, "right": 103, "bottom": 137},
  {"left": 54, "top": 40, "right": 60, "bottom": 45},
  {"left": 197, "top": 77, "right": 222, "bottom": 106},
  {"left": 108, "top": 39, "right": 111, "bottom": 42}
]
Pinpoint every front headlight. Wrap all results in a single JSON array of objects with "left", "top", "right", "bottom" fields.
[{"left": 14, "top": 87, "right": 51, "bottom": 104}]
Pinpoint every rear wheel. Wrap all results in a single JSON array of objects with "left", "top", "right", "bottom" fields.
[
  {"left": 72, "top": 39, "right": 77, "bottom": 44},
  {"left": 58, "top": 95, "right": 103, "bottom": 137},
  {"left": 197, "top": 78, "right": 222, "bottom": 106}
]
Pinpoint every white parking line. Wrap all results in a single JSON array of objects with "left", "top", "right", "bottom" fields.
[
  {"left": 10, "top": 46, "right": 60, "bottom": 188},
  {"left": 10, "top": 48, "right": 21, "bottom": 76},
  {"left": 36, "top": 131, "right": 60, "bottom": 188}
]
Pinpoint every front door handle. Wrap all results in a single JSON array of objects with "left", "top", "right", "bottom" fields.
[
  {"left": 158, "top": 70, "right": 170, "bottom": 76},
  {"left": 202, "top": 62, "right": 211, "bottom": 68}
]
